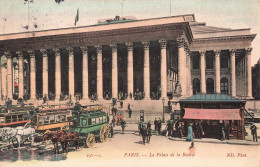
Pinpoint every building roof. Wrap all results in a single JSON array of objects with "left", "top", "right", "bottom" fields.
[{"left": 179, "top": 94, "right": 243, "bottom": 103}]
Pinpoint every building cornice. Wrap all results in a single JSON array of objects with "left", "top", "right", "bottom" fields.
[{"left": 193, "top": 34, "right": 256, "bottom": 43}]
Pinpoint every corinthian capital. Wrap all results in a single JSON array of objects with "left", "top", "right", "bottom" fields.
[
  {"left": 53, "top": 48, "right": 61, "bottom": 56},
  {"left": 4, "top": 51, "right": 11, "bottom": 59},
  {"left": 199, "top": 50, "right": 206, "bottom": 56},
  {"left": 125, "top": 42, "right": 133, "bottom": 51},
  {"left": 16, "top": 51, "right": 24, "bottom": 59},
  {"left": 28, "top": 50, "right": 35, "bottom": 58},
  {"left": 176, "top": 38, "right": 185, "bottom": 48},
  {"left": 95, "top": 45, "right": 102, "bottom": 53},
  {"left": 159, "top": 39, "right": 167, "bottom": 49},
  {"left": 40, "top": 49, "right": 48, "bottom": 55},
  {"left": 110, "top": 44, "right": 118, "bottom": 53},
  {"left": 230, "top": 49, "right": 237, "bottom": 54},
  {"left": 66, "top": 47, "right": 74, "bottom": 55},
  {"left": 80, "top": 46, "right": 88, "bottom": 54},
  {"left": 142, "top": 42, "right": 150, "bottom": 50}
]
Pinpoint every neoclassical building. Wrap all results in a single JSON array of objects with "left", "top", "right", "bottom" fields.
[{"left": 0, "top": 14, "right": 256, "bottom": 103}]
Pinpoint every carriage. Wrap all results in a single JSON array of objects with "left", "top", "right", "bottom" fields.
[
  {"left": 0, "top": 105, "right": 35, "bottom": 128},
  {"left": 67, "top": 104, "right": 110, "bottom": 148},
  {"left": 31, "top": 105, "right": 73, "bottom": 132}
]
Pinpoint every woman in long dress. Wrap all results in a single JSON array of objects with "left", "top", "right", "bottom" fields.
[{"left": 186, "top": 123, "right": 193, "bottom": 141}]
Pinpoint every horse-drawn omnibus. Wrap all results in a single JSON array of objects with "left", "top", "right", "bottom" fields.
[
  {"left": 67, "top": 104, "right": 110, "bottom": 148},
  {"left": 31, "top": 105, "right": 73, "bottom": 132},
  {"left": 0, "top": 106, "right": 35, "bottom": 128}
]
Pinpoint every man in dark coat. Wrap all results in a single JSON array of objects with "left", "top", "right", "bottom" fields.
[
  {"left": 147, "top": 121, "right": 152, "bottom": 143},
  {"left": 121, "top": 119, "right": 126, "bottom": 134},
  {"left": 140, "top": 125, "right": 147, "bottom": 145},
  {"left": 109, "top": 123, "right": 114, "bottom": 138},
  {"left": 154, "top": 118, "right": 158, "bottom": 131},
  {"left": 166, "top": 121, "right": 172, "bottom": 137},
  {"left": 250, "top": 123, "right": 258, "bottom": 142},
  {"left": 157, "top": 118, "right": 162, "bottom": 135}
]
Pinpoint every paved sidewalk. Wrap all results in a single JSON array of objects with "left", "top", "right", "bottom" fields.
[{"left": 113, "top": 123, "right": 260, "bottom": 146}]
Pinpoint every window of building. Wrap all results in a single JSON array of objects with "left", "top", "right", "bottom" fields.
[
  {"left": 92, "top": 118, "right": 95, "bottom": 125},
  {"left": 206, "top": 78, "right": 214, "bottom": 94},
  {"left": 193, "top": 78, "right": 200, "bottom": 94},
  {"left": 206, "top": 53, "right": 214, "bottom": 69},
  {"left": 221, "top": 78, "right": 229, "bottom": 94},
  {"left": 193, "top": 55, "right": 200, "bottom": 69},
  {"left": 96, "top": 117, "right": 99, "bottom": 124},
  {"left": 221, "top": 54, "right": 229, "bottom": 69}
]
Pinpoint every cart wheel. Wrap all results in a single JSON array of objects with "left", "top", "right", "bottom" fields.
[
  {"left": 99, "top": 124, "right": 109, "bottom": 143},
  {"left": 12, "top": 137, "right": 19, "bottom": 148},
  {"left": 86, "top": 134, "right": 95, "bottom": 148}
]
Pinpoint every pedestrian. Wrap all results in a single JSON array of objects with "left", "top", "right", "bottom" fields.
[
  {"left": 220, "top": 126, "right": 225, "bottom": 141},
  {"left": 147, "top": 122, "right": 152, "bottom": 143},
  {"left": 119, "top": 114, "right": 123, "bottom": 122},
  {"left": 140, "top": 125, "right": 147, "bottom": 145},
  {"left": 166, "top": 120, "right": 172, "bottom": 137},
  {"left": 121, "top": 119, "right": 126, "bottom": 134},
  {"left": 120, "top": 100, "right": 123, "bottom": 108},
  {"left": 192, "top": 121, "right": 197, "bottom": 139},
  {"left": 157, "top": 118, "right": 162, "bottom": 135},
  {"left": 138, "top": 122, "right": 144, "bottom": 136},
  {"left": 154, "top": 118, "right": 158, "bottom": 131},
  {"left": 197, "top": 121, "right": 203, "bottom": 139},
  {"left": 114, "top": 107, "right": 117, "bottom": 116},
  {"left": 128, "top": 104, "right": 132, "bottom": 118},
  {"left": 109, "top": 123, "right": 114, "bottom": 138},
  {"left": 175, "top": 118, "right": 180, "bottom": 137},
  {"left": 112, "top": 116, "right": 116, "bottom": 127},
  {"left": 250, "top": 123, "right": 258, "bottom": 142},
  {"left": 186, "top": 123, "right": 193, "bottom": 141}
]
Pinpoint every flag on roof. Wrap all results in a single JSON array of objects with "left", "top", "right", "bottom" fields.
[{"left": 75, "top": 7, "right": 79, "bottom": 26}]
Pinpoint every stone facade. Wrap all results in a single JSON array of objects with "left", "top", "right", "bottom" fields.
[{"left": 0, "top": 14, "right": 256, "bottom": 103}]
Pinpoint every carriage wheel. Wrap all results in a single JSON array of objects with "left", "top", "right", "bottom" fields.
[
  {"left": 86, "top": 134, "right": 95, "bottom": 148},
  {"left": 99, "top": 124, "right": 109, "bottom": 143},
  {"left": 12, "top": 137, "right": 19, "bottom": 148}
]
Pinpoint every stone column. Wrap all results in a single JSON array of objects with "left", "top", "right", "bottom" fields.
[
  {"left": 40, "top": 49, "right": 48, "bottom": 98},
  {"left": 80, "top": 46, "right": 89, "bottom": 100},
  {"left": 67, "top": 47, "right": 75, "bottom": 99},
  {"left": 0, "top": 55, "right": 2, "bottom": 101},
  {"left": 187, "top": 52, "right": 192, "bottom": 96},
  {"left": 28, "top": 50, "right": 36, "bottom": 100},
  {"left": 215, "top": 50, "right": 221, "bottom": 94},
  {"left": 176, "top": 38, "right": 186, "bottom": 97},
  {"left": 230, "top": 49, "right": 236, "bottom": 97},
  {"left": 159, "top": 39, "right": 167, "bottom": 99},
  {"left": 1, "top": 64, "right": 6, "bottom": 100},
  {"left": 95, "top": 45, "right": 103, "bottom": 100},
  {"left": 246, "top": 48, "right": 253, "bottom": 98},
  {"left": 5, "top": 52, "right": 12, "bottom": 100},
  {"left": 142, "top": 41, "right": 150, "bottom": 99},
  {"left": 126, "top": 42, "right": 134, "bottom": 99},
  {"left": 54, "top": 48, "right": 61, "bottom": 101},
  {"left": 200, "top": 51, "right": 206, "bottom": 94},
  {"left": 16, "top": 51, "right": 24, "bottom": 99},
  {"left": 110, "top": 44, "right": 118, "bottom": 99}
]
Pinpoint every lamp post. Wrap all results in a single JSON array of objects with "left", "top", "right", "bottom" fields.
[{"left": 162, "top": 98, "right": 165, "bottom": 123}]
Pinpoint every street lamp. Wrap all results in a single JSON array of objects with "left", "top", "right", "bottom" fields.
[{"left": 162, "top": 98, "right": 165, "bottom": 123}]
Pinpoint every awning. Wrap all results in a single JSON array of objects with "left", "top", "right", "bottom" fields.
[{"left": 183, "top": 108, "right": 241, "bottom": 120}]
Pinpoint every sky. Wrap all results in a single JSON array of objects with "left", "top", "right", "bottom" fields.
[{"left": 0, "top": 0, "right": 259, "bottom": 65}]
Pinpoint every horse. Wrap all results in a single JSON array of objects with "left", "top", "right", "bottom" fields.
[
  {"left": 4, "top": 127, "right": 35, "bottom": 149},
  {"left": 43, "top": 130, "right": 67, "bottom": 154},
  {"left": 66, "top": 132, "right": 79, "bottom": 151}
]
